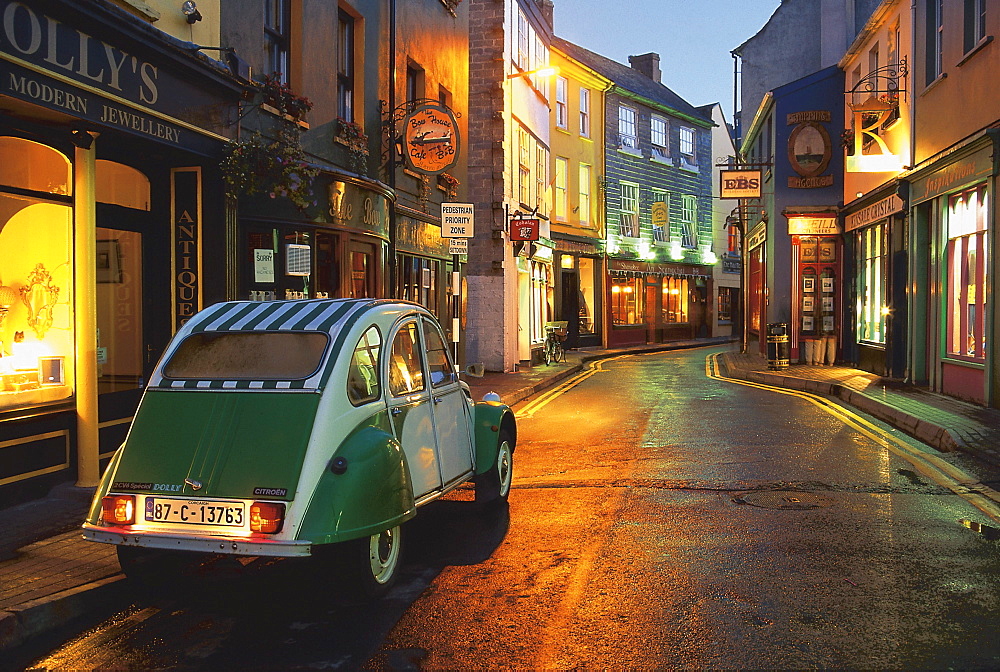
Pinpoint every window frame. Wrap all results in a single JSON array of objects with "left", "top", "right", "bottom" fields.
[
  {"left": 680, "top": 194, "right": 697, "bottom": 248},
  {"left": 264, "top": 0, "right": 290, "bottom": 81},
  {"left": 679, "top": 126, "right": 696, "bottom": 160},
  {"left": 555, "top": 76, "right": 568, "bottom": 129},
  {"left": 618, "top": 105, "right": 638, "bottom": 150},
  {"left": 578, "top": 163, "right": 591, "bottom": 225},
  {"left": 650, "top": 115, "right": 669, "bottom": 161},
  {"left": 619, "top": 182, "right": 639, "bottom": 238},
  {"left": 579, "top": 87, "right": 591, "bottom": 137},
  {"left": 554, "top": 156, "right": 568, "bottom": 221},
  {"left": 337, "top": 9, "right": 356, "bottom": 121}
]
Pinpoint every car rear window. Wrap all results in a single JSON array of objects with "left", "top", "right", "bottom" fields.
[{"left": 163, "top": 332, "right": 329, "bottom": 380}]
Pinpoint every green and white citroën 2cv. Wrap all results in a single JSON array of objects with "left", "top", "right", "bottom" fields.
[{"left": 83, "top": 299, "right": 516, "bottom": 595}]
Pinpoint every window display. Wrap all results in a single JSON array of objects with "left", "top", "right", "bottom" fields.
[
  {"left": 946, "top": 184, "right": 987, "bottom": 360},
  {"left": 0, "top": 138, "right": 75, "bottom": 412}
]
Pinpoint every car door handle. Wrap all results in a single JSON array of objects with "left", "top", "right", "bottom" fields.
[
  {"left": 391, "top": 407, "right": 402, "bottom": 416},
  {"left": 433, "top": 397, "right": 444, "bottom": 404}
]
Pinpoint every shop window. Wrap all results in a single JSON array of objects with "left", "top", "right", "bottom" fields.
[
  {"left": 530, "top": 261, "right": 551, "bottom": 344},
  {"left": 856, "top": 223, "right": 887, "bottom": 344},
  {"left": 611, "top": 276, "right": 644, "bottom": 325},
  {"left": 0, "top": 137, "right": 71, "bottom": 195},
  {"left": 578, "top": 257, "right": 595, "bottom": 335},
  {"left": 946, "top": 185, "right": 988, "bottom": 361},
  {"left": 96, "top": 228, "right": 144, "bottom": 394},
  {"left": 718, "top": 287, "right": 734, "bottom": 323},
  {"left": 662, "top": 277, "right": 689, "bottom": 323},
  {"left": 0, "top": 139, "right": 74, "bottom": 412},
  {"left": 96, "top": 161, "right": 150, "bottom": 210}
]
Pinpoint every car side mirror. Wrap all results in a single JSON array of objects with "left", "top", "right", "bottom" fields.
[{"left": 465, "top": 363, "right": 485, "bottom": 378}]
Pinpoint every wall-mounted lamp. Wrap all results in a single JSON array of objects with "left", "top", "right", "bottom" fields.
[
  {"left": 182, "top": 1, "right": 203, "bottom": 23},
  {"left": 506, "top": 66, "right": 560, "bottom": 80},
  {"left": 69, "top": 128, "right": 94, "bottom": 149}
]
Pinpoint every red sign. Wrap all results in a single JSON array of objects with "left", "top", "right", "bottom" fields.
[{"left": 510, "top": 218, "right": 539, "bottom": 241}]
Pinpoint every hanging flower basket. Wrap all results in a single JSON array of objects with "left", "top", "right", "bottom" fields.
[
  {"left": 221, "top": 128, "right": 319, "bottom": 210},
  {"left": 437, "top": 172, "right": 459, "bottom": 198}
]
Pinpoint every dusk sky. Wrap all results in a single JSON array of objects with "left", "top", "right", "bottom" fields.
[{"left": 552, "top": 0, "right": 781, "bottom": 122}]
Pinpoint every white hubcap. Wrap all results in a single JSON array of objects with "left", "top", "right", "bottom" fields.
[{"left": 368, "top": 526, "right": 400, "bottom": 584}]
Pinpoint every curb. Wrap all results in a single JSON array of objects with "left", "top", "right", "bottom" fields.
[
  {"left": 0, "top": 575, "right": 127, "bottom": 653},
  {"left": 718, "top": 357, "right": 958, "bottom": 455}
]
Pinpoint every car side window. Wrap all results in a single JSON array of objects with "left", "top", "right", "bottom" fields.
[
  {"left": 347, "top": 326, "right": 382, "bottom": 406},
  {"left": 388, "top": 321, "right": 425, "bottom": 396},
  {"left": 423, "top": 320, "right": 456, "bottom": 388}
]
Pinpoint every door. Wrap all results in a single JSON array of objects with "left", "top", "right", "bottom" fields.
[
  {"left": 560, "top": 271, "right": 580, "bottom": 349},
  {"left": 386, "top": 319, "right": 441, "bottom": 498},
  {"left": 96, "top": 203, "right": 169, "bottom": 428},
  {"left": 421, "top": 317, "right": 474, "bottom": 486}
]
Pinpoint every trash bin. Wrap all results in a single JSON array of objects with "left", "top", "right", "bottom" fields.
[{"left": 766, "top": 323, "right": 790, "bottom": 370}]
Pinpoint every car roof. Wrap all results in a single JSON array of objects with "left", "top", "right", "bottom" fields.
[{"left": 148, "top": 299, "right": 431, "bottom": 391}]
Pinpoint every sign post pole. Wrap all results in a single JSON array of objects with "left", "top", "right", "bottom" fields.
[{"left": 441, "top": 203, "right": 474, "bottom": 366}]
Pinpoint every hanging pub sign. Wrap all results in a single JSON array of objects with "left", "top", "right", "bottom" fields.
[
  {"left": 509, "top": 217, "right": 540, "bottom": 242},
  {"left": 720, "top": 170, "right": 762, "bottom": 199},
  {"left": 402, "top": 103, "right": 460, "bottom": 174}
]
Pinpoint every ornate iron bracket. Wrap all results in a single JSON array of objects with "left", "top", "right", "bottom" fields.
[{"left": 845, "top": 57, "right": 908, "bottom": 99}]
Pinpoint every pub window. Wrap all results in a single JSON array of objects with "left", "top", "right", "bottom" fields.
[
  {"left": 337, "top": 9, "right": 356, "bottom": 121},
  {"left": 264, "top": 0, "right": 290, "bottom": 82},
  {"left": 611, "top": 276, "right": 644, "bottom": 326},
  {"left": 662, "top": 276, "right": 689, "bottom": 324}
]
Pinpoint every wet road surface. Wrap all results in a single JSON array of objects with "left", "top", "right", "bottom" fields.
[{"left": 19, "top": 346, "right": 1000, "bottom": 670}]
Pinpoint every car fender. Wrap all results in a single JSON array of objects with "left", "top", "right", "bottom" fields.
[
  {"left": 298, "top": 422, "right": 416, "bottom": 546},
  {"left": 84, "top": 444, "right": 125, "bottom": 526},
  {"left": 472, "top": 402, "right": 516, "bottom": 475}
]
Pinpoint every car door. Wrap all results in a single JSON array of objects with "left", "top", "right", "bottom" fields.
[
  {"left": 421, "top": 317, "right": 475, "bottom": 486},
  {"left": 385, "top": 319, "right": 441, "bottom": 499}
]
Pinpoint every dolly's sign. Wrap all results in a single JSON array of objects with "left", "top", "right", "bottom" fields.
[{"left": 720, "top": 170, "right": 762, "bottom": 199}]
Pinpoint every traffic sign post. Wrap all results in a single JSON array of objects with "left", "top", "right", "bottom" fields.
[{"left": 440, "top": 203, "right": 474, "bottom": 366}]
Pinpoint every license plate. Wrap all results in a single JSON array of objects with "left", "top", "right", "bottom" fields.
[{"left": 144, "top": 498, "right": 245, "bottom": 527}]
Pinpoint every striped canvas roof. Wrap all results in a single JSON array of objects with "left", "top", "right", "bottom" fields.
[{"left": 149, "top": 299, "right": 390, "bottom": 391}]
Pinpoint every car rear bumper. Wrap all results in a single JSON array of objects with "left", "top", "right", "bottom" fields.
[{"left": 82, "top": 524, "right": 313, "bottom": 557}]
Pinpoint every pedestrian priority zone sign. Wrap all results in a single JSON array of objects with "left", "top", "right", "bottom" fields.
[{"left": 441, "top": 203, "right": 474, "bottom": 238}]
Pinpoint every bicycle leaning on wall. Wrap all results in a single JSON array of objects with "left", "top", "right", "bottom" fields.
[{"left": 543, "top": 321, "right": 568, "bottom": 365}]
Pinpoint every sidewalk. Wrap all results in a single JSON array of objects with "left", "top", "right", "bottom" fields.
[{"left": 3, "top": 336, "right": 1000, "bottom": 655}]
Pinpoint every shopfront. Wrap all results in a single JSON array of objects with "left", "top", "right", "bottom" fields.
[
  {"left": 908, "top": 139, "right": 995, "bottom": 404},
  {"left": 240, "top": 174, "right": 392, "bottom": 305},
  {"left": 844, "top": 190, "right": 906, "bottom": 376},
  {"left": 554, "top": 239, "right": 601, "bottom": 349},
  {"left": 787, "top": 213, "right": 842, "bottom": 365},
  {"left": 0, "top": 0, "right": 242, "bottom": 505},
  {"left": 517, "top": 244, "right": 555, "bottom": 363},
  {"left": 395, "top": 208, "right": 462, "bottom": 336},
  {"left": 607, "top": 259, "right": 712, "bottom": 348}
]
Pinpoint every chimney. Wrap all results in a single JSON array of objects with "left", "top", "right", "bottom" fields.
[
  {"left": 628, "top": 53, "right": 661, "bottom": 83},
  {"left": 536, "top": 0, "right": 554, "bottom": 29}
]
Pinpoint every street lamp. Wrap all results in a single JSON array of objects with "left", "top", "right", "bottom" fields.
[{"left": 506, "top": 66, "right": 560, "bottom": 80}]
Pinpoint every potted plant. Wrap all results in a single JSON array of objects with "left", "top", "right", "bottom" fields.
[
  {"left": 335, "top": 118, "right": 369, "bottom": 173},
  {"left": 221, "top": 127, "right": 319, "bottom": 210},
  {"left": 259, "top": 73, "right": 313, "bottom": 124}
]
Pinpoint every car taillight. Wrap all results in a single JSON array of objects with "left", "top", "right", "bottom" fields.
[
  {"left": 101, "top": 495, "right": 135, "bottom": 525},
  {"left": 250, "top": 502, "right": 285, "bottom": 534}
]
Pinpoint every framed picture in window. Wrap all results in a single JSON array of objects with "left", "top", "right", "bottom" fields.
[
  {"left": 96, "top": 239, "right": 122, "bottom": 284},
  {"left": 802, "top": 277, "right": 815, "bottom": 293}
]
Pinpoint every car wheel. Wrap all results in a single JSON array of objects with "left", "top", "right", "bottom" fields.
[
  {"left": 344, "top": 525, "right": 403, "bottom": 598},
  {"left": 476, "top": 429, "right": 513, "bottom": 504}
]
